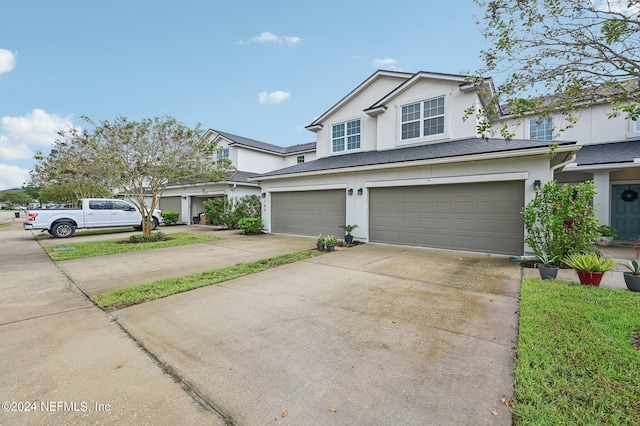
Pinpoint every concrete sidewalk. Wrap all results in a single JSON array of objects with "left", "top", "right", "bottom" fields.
[{"left": 0, "top": 218, "right": 225, "bottom": 425}]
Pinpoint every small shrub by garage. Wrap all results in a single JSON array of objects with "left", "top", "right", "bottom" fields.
[
  {"left": 238, "top": 217, "right": 262, "bottom": 234},
  {"left": 162, "top": 211, "right": 180, "bottom": 225}
]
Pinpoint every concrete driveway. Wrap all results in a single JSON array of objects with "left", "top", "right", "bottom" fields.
[
  {"left": 7, "top": 222, "right": 521, "bottom": 425},
  {"left": 76, "top": 232, "right": 519, "bottom": 425}
]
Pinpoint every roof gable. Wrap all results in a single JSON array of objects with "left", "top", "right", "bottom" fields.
[
  {"left": 305, "top": 70, "right": 413, "bottom": 130},
  {"left": 204, "top": 129, "right": 315, "bottom": 156}
]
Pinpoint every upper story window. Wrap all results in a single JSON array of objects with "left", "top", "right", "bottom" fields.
[
  {"left": 529, "top": 117, "right": 553, "bottom": 140},
  {"left": 332, "top": 119, "right": 361, "bottom": 153},
  {"left": 216, "top": 147, "right": 230, "bottom": 160},
  {"left": 401, "top": 96, "right": 445, "bottom": 141},
  {"left": 296, "top": 155, "right": 305, "bottom": 164}
]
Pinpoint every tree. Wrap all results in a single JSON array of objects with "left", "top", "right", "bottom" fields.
[
  {"left": 472, "top": 0, "right": 640, "bottom": 139},
  {"left": 0, "top": 191, "right": 32, "bottom": 206},
  {"left": 29, "top": 126, "right": 112, "bottom": 201},
  {"left": 91, "top": 115, "right": 234, "bottom": 236}
]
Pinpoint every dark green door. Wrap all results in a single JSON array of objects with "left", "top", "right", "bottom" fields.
[{"left": 611, "top": 184, "right": 640, "bottom": 240}]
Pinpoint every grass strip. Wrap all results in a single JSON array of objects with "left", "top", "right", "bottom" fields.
[
  {"left": 92, "top": 249, "right": 324, "bottom": 311},
  {"left": 515, "top": 278, "right": 640, "bottom": 425},
  {"left": 0, "top": 221, "right": 9, "bottom": 228},
  {"left": 45, "top": 232, "right": 219, "bottom": 260},
  {"left": 36, "top": 227, "right": 146, "bottom": 238}
]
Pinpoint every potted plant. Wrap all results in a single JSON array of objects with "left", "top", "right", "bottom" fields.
[
  {"left": 535, "top": 250, "right": 561, "bottom": 280},
  {"left": 595, "top": 225, "right": 617, "bottom": 247},
  {"left": 325, "top": 235, "right": 338, "bottom": 252},
  {"left": 339, "top": 224, "right": 358, "bottom": 245},
  {"left": 620, "top": 260, "right": 640, "bottom": 292},
  {"left": 563, "top": 252, "right": 615, "bottom": 286},
  {"left": 316, "top": 234, "right": 325, "bottom": 251}
]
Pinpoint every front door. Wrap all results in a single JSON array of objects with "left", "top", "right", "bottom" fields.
[{"left": 611, "top": 184, "right": 640, "bottom": 241}]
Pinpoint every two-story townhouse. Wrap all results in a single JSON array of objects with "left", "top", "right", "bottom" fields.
[
  {"left": 253, "top": 70, "right": 580, "bottom": 256},
  {"left": 160, "top": 129, "right": 315, "bottom": 224},
  {"left": 497, "top": 106, "right": 640, "bottom": 241}
]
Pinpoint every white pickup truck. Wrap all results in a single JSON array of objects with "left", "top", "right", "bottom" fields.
[{"left": 24, "top": 198, "right": 163, "bottom": 238}]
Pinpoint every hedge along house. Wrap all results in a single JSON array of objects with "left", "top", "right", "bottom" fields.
[
  {"left": 160, "top": 129, "right": 315, "bottom": 224},
  {"left": 251, "top": 70, "right": 580, "bottom": 256}
]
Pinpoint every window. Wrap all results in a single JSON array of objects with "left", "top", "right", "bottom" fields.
[
  {"left": 216, "top": 147, "right": 229, "bottom": 160},
  {"left": 297, "top": 155, "right": 305, "bottom": 164},
  {"left": 89, "top": 200, "right": 110, "bottom": 210},
  {"left": 530, "top": 117, "right": 553, "bottom": 140},
  {"left": 635, "top": 118, "right": 640, "bottom": 132},
  {"left": 401, "top": 96, "right": 445, "bottom": 140},
  {"left": 112, "top": 200, "right": 135, "bottom": 211},
  {"left": 332, "top": 119, "right": 361, "bottom": 153}
]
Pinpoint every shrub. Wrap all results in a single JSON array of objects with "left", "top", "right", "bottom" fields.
[
  {"left": 522, "top": 180, "right": 600, "bottom": 260},
  {"left": 203, "top": 195, "right": 261, "bottom": 229},
  {"left": 162, "top": 211, "right": 180, "bottom": 225},
  {"left": 126, "top": 232, "right": 171, "bottom": 244},
  {"left": 238, "top": 217, "right": 263, "bottom": 234}
]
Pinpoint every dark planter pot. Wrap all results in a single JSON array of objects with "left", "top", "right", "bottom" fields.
[
  {"left": 576, "top": 270, "right": 605, "bottom": 286},
  {"left": 317, "top": 243, "right": 325, "bottom": 251},
  {"left": 623, "top": 272, "right": 640, "bottom": 292},
  {"left": 326, "top": 244, "right": 335, "bottom": 252},
  {"left": 537, "top": 264, "right": 559, "bottom": 280},
  {"left": 344, "top": 235, "right": 353, "bottom": 244},
  {"left": 14, "top": 212, "right": 20, "bottom": 218}
]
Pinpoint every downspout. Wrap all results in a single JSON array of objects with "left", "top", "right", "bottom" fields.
[{"left": 550, "top": 152, "right": 577, "bottom": 176}]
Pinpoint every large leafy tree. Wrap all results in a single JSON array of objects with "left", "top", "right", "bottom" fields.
[
  {"left": 29, "top": 126, "right": 112, "bottom": 201},
  {"left": 90, "top": 115, "right": 234, "bottom": 235},
  {"left": 473, "top": 0, "right": 640, "bottom": 138}
]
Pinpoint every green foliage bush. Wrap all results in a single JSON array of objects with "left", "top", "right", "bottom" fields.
[
  {"left": 203, "top": 195, "right": 261, "bottom": 229},
  {"left": 127, "top": 232, "right": 170, "bottom": 244},
  {"left": 522, "top": 180, "right": 600, "bottom": 260},
  {"left": 238, "top": 217, "right": 263, "bottom": 234},
  {"left": 162, "top": 211, "right": 180, "bottom": 225}
]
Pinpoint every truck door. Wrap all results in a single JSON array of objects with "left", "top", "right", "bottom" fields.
[
  {"left": 110, "top": 200, "right": 140, "bottom": 226},
  {"left": 86, "top": 200, "right": 112, "bottom": 227}
]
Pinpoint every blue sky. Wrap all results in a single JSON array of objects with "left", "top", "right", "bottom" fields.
[{"left": 0, "top": 0, "right": 486, "bottom": 190}]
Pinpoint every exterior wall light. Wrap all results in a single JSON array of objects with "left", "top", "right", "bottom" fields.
[
  {"left": 261, "top": 192, "right": 266, "bottom": 198},
  {"left": 357, "top": 188, "right": 363, "bottom": 195},
  {"left": 533, "top": 180, "right": 542, "bottom": 191},
  {"left": 348, "top": 188, "right": 354, "bottom": 196}
]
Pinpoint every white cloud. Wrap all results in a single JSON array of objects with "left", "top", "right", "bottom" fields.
[
  {"left": 258, "top": 91, "right": 291, "bottom": 105},
  {"left": 373, "top": 58, "right": 398, "bottom": 69},
  {"left": 0, "top": 109, "right": 76, "bottom": 161},
  {"left": 0, "top": 49, "right": 16, "bottom": 75},
  {"left": 0, "top": 163, "right": 30, "bottom": 190},
  {"left": 247, "top": 32, "right": 303, "bottom": 47}
]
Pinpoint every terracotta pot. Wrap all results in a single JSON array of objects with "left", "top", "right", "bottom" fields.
[{"left": 576, "top": 270, "right": 605, "bottom": 286}]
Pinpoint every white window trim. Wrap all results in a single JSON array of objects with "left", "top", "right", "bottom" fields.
[
  {"left": 625, "top": 116, "right": 640, "bottom": 138},
  {"left": 529, "top": 116, "right": 553, "bottom": 141},
  {"left": 329, "top": 115, "right": 363, "bottom": 154},
  {"left": 396, "top": 93, "right": 449, "bottom": 146}
]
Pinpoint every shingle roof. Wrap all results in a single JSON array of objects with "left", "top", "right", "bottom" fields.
[
  {"left": 230, "top": 170, "right": 260, "bottom": 184},
  {"left": 574, "top": 140, "right": 640, "bottom": 166},
  {"left": 212, "top": 129, "right": 315, "bottom": 155},
  {"left": 253, "top": 138, "right": 577, "bottom": 178}
]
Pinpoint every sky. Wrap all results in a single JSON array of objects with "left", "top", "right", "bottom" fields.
[{"left": 0, "top": 0, "right": 487, "bottom": 191}]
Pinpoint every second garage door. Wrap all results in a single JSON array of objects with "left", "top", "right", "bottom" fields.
[
  {"left": 271, "top": 190, "right": 346, "bottom": 237},
  {"left": 369, "top": 181, "right": 524, "bottom": 255}
]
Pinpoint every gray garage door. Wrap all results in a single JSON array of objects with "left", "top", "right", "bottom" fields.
[
  {"left": 272, "top": 190, "right": 346, "bottom": 237},
  {"left": 369, "top": 181, "right": 524, "bottom": 255},
  {"left": 159, "top": 196, "right": 181, "bottom": 214}
]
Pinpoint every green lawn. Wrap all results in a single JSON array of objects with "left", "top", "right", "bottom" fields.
[
  {"left": 515, "top": 278, "right": 640, "bottom": 425},
  {"left": 36, "top": 227, "right": 141, "bottom": 238},
  {"left": 92, "top": 249, "right": 324, "bottom": 311},
  {"left": 0, "top": 221, "right": 9, "bottom": 228},
  {"left": 44, "top": 232, "right": 219, "bottom": 260}
]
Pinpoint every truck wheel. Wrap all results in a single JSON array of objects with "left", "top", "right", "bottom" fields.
[
  {"left": 52, "top": 222, "right": 75, "bottom": 238},
  {"left": 151, "top": 218, "right": 159, "bottom": 230}
]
